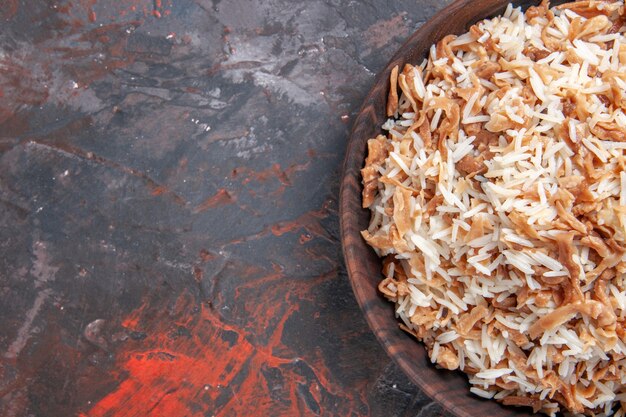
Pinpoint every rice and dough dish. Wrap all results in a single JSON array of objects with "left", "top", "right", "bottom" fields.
[{"left": 361, "top": 1, "right": 626, "bottom": 415}]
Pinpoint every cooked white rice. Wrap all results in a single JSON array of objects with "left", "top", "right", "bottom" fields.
[{"left": 361, "top": 1, "right": 626, "bottom": 415}]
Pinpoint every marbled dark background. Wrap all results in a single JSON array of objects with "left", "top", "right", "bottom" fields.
[{"left": 0, "top": 0, "right": 454, "bottom": 416}]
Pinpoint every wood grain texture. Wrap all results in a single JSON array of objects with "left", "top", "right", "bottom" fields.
[{"left": 340, "top": 1, "right": 568, "bottom": 416}]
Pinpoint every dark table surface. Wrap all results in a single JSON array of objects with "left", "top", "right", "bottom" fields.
[{"left": 0, "top": 1, "right": 455, "bottom": 416}]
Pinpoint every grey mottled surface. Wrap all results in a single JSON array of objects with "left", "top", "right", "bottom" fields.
[{"left": 0, "top": 0, "right": 454, "bottom": 415}]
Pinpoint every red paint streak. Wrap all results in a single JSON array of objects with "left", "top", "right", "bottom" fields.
[
  {"left": 85, "top": 293, "right": 310, "bottom": 417},
  {"left": 232, "top": 265, "right": 281, "bottom": 294},
  {"left": 284, "top": 161, "right": 310, "bottom": 180},
  {"left": 299, "top": 233, "right": 313, "bottom": 244},
  {"left": 63, "top": 0, "right": 151, "bottom": 22},
  {"left": 88, "top": 346, "right": 250, "bottom": 416},
  {"left": 271, "top": 262, "right": 284, "bottom": 273},
  {"left": 83, "top": 230, "right": 366, "bottom": 416},
  {"left": 217, "top": 204, "right": 333, "bottom": 250},
  {"left": 155, "top": 0, "right": 162, "bottom": 7},
  {"left": 121, "top": 300, "right": 150, "bottom": 329},
  {"left": 240, "top": 163, "right": 287, "bottom": 186},
  {"left": 88, "top": 8, "right": 96, "bottom": 22},
  {"left": 271, "top": 223, "right": 293, "bottom": 237},
  {"left": 199, "top": 249, "right": 215, "bottom": 263},
  {"left": 193, "top": 189, "right": 236, "bottom": 213},
  {"left": 150, "top": 186, "right": 168, "bottom": 196},
  {"left": 238, "top": 161, "right": 310, "bottom": 198},
  {"left": 192, "top": 266, "right": 203, "bottom": 282},
  {"left": 121, "top": 316, "right": 139, "bottom": 329},
  {"left": 152, "top": 10, "right": 161, "bottom": 18},
  {"left": 270, "top": 209, "right": 328, "bottom": 238}
]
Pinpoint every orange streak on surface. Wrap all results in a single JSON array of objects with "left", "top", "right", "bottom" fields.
[
  {"left": 270, "top": 209, "right": 328, "bottom": 238},
  {"left": 150, "top": 186, "right": 168, "bottom": 196},
  {"left": 193, "top": 189, "right": 235, "bottom": 213},
  {"left": 121, "top": 316, "right": 139, "bottom": 329},
  {"left": 85, "top": 292, "right": 323, "bottom": 417}
]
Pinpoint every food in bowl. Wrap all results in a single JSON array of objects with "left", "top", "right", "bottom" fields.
[{"left": 361, "top": 1, "right": 626, "bottom": 415}]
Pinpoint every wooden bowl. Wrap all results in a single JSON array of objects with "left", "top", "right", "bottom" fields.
[{"left": 340, "top": 1, "right": 568, "bottom": 416}]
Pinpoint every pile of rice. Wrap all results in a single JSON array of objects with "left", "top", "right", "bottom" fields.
[{"left": 361, "top": 1, "right": 626, "bottom": 415}]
